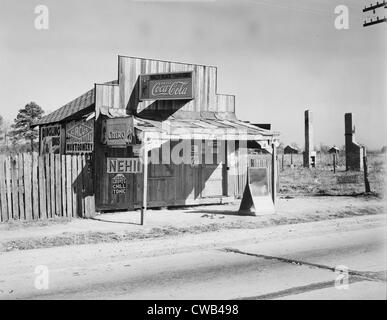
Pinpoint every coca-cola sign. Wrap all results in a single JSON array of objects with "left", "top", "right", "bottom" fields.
[{"left": 139, "top": 71, "right": 193, "bottom": 100}]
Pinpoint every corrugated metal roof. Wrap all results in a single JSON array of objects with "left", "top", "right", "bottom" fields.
[
  {"left": 34, "top": 80, "right": 117, "bottom": 126},
  {"left": 134, "top": 117, "right": 279, "bottom": 140}
]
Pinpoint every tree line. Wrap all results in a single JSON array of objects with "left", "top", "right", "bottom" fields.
[{"left": 0, "top": 102, "right": 44, "bottom": 154}]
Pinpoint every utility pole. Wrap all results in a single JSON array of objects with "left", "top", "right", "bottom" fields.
[{"left": 363, "top": 0, "right": 387, "bottom": 27}]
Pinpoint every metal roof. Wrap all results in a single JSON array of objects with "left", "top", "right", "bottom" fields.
[
  {"left": 134, "top": 117, "right": 279, "bottom": 141},
  {"left": 34, "top": 80, "right": 117, "bottom": 126}
]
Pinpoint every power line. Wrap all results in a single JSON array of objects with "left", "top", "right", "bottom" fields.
[
  {"left": 363, "top": 0, "right": 387, "bottom": 27},
  {"left": 363, "top": 0, "right": 386, "bottom": 13}
]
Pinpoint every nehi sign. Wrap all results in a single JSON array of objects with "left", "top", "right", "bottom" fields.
[
  {"left": 139, "top": 71, "right": 193, "bottom": 100},
  {"left": 107, "top": 158, "right": 142, "bottom": 174}
]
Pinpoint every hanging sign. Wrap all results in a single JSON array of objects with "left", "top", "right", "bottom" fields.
[
  {"left": 40, "top": 124, "right": 61, "bottom": 154},
  {"left": 107, "top": 158, "right": 142, "bottom": 174},
  {"left": 102, "top": 117, "right": 135, "bottom": 146},
  {"left": 66, "top": 119, "right": 94, "bottom": 153},
  {"left": 139, "top": 71, "right": 193, "bottom": 101}
]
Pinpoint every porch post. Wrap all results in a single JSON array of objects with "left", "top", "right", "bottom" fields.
[
  {"left": 141, "top": 133, "right": 148, "bottom": 225},
  {"left": 271, "top": 142, "right": 277, "bottom": 204}
]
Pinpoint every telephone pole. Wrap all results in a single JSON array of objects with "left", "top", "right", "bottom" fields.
[{"left": 363, "top": 0, "right": 387, "bottom": 27}]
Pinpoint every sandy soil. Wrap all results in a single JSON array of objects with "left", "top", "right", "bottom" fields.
[
  {"left": 0, "top": 214, "right": 385, "bottom": 299},
  {"left": 0, "top": 195, "right": 384, "bottom": 252}
]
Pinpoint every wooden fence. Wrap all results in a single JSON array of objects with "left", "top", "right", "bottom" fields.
[
  {"left": 280, "top": 153, "right": 346, "bottom": 168},
  {"left": 0, "top": 153, "right": 95, "bottom": 222}
]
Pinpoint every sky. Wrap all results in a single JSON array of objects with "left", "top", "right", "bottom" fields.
[{"left": 0, "top": 0, "right": 386, "bottom": 149}]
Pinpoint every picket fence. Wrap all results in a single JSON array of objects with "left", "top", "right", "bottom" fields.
[{"left": 0, "top": 153, "right": 95, "bottom": 222}]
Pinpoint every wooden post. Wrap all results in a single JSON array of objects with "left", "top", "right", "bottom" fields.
[
  {"left": 141, "top": 134, "right": 148, "bottom": 225},
  {"left": 333, "top": 153, "right": 336, "bottom": 174},
  {"left": 281, "top": 154, "right": 284, "bottom": 171},
  {"left": 363, "top": 147, "right": 371, "bottom": 193},
  {"left": 271, "top": 143, "right": 277, "bottom": 204}
]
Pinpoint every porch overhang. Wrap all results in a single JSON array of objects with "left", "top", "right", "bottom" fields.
[{"left": 134, "top": 117, "right": 280, "bottom": 143}]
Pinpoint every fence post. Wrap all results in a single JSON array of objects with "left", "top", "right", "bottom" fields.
[{"left": 363, "top": 147, "right": 371, "bottom": 193}]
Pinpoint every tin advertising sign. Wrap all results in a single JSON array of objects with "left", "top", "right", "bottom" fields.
[
  {"left": 107, "top": 158, "right": 142, "bottom": 174},
  {"left": 139, "top": 71, "right": 193, "bottom": 101},
  {"left": 66, "top": 119, "right": 94, "bottom": 154},
  {"left": 41, "top": 124, "right": 61, "bottom": 154},
  {"left": 102, "top": 117, "right": 135, "bottom": 146}
]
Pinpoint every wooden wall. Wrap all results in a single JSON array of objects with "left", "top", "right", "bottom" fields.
[
  {"left": 117, "top": 55, "right": 235, "bottom": 116},
  {"left": 216, "top": 94, "right": 235, "bottom": 114},
  {"left": 95, "top": 83, "right": 120, "bottom": 113},
  {"left": 133, "top": 163, "right": 225, "bottom": 208}
]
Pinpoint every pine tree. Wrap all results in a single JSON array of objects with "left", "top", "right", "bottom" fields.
[{"left": 9, "top": 102, "right": 44, "bottom": 152}]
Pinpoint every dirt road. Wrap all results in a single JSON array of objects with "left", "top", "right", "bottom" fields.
[{"left": 0, "top": 214, "right": 386, "bottom": 300}]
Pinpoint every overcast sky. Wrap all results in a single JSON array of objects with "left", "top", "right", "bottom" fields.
[{"left": 0, "top": 0, "right": 386, "bottom": 149}]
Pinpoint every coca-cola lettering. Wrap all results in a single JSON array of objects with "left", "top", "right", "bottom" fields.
[
  {"left": 151, "top": 80, "right": 189, "bottom": 97},
  {"left": 139, "top": 72, "right": 193, "bottom": 100}
]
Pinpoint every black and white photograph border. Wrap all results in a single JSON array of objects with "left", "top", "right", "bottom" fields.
[{"left": 0, "top": 0, "right": 386, "bottom": 304}]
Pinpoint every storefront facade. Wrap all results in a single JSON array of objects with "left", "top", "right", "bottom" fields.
[{"left": 35, "top": 55, "right": 279, "bottom": 213}]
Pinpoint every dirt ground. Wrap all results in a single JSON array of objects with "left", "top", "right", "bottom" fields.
[
  {"left": 0, "top": 195, "right": 384, "bottom": 252},
  {"left": 0, "top": 153, "right": 385, "bottom": 252}
]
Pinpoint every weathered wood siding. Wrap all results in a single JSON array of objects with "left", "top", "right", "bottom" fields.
[
  {"left": 216, "top": 94, "right": 235, "bottom": 114},
  {"left": 95, "top": 83, "right": 120, "bottom": 112},
  {"left": 117, "top": 56, "right": 235, "bottom": 116}
]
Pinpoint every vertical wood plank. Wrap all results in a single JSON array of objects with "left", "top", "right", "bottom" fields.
[
  {"left": 11, "top": 155, "right": 19, "bottom": 219},
  {"left": 0, "top": 156, "right": 8, "bottom": 221},
  {"left": 39, "top": 155, "right": 47, "bottom": 219},
  {"left": 55, "top": 154, "right": 61, "bottom": 216},
  {"left": 32, "top": 153, "right": 39, "bottom": 219},
  {"left": 18, "top": 154, "right": 25, "bottom": 220},
  {"left": 81, "top": 155, "right": 89, "bottom": 218},
  {"left": 24, "top": 153, "right": 32, "bottom": 220},
  {"left": 45, "top": 154, "right": 51, "bottom": 218},
  {"left": 71, "top": 156, "right": 77, "bottom": 217},
  {"left": 61, "top": 155, "right": 67, "bottom": 217},
  {"left": 77, "top": 155, "right": 84, "bottom": 217},
  {"left": 66, "top": 155, "right": 73, "bottom": 218},
  {"left": 5, "top": 156, "right": 12, "bottom": 220},
  {"left": 50, "top": 154, "right": 55, "bottom": 217}
]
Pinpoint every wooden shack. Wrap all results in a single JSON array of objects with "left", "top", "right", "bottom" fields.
[{"left": 34, "top": 55, "right": 280, "bottom": 213}]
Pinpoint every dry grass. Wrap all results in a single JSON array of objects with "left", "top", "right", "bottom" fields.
[{"left": 279, "top": 153, "right": 386, "bottom": 197}]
